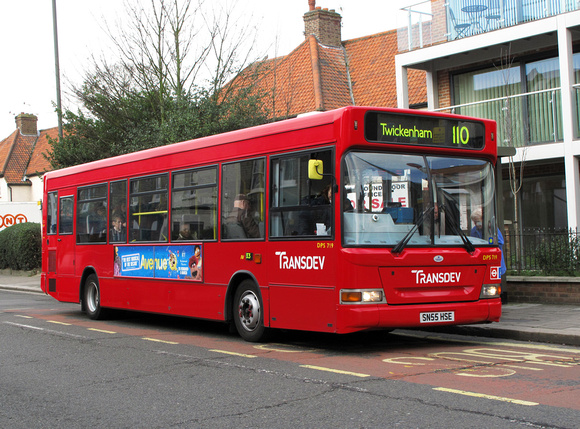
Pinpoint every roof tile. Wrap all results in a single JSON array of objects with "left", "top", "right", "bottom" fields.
[
  {"left": 231, "top": 28, "right": 426, "bottom": 119},
  {"left": 0, "top": 127, "right": 56, "bottom": 185}
]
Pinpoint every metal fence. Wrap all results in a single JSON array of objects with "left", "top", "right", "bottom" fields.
[{"left": 503, "top": 228, "right": 580, "bottom": 275}]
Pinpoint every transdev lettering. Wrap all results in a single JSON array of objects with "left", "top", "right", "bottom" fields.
[
  {"left": 380, "top": 123, "right": 433, "bottom": 139},
  {"left": 412, "top": 269, "right": 461, "bottom": 284},
  {"left": 275, "top": 251, "right": 325, "bottom": 270}
]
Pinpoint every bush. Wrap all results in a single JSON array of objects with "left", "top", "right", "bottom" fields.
[
  {"left": 535, "top": 233, "right": 580, "bottom": 276},
  {"left": 0, "top": 222, "right": 41, "bottom": 271}
]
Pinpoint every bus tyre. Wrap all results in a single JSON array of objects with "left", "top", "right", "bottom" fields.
[
  {"left": 233, "top": 280, "right": 268, "bottom": 342},
  {"left": 84, "top": 274, "right": 107, "bottom": 320}
]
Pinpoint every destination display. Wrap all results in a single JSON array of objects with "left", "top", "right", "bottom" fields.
[{"left": 365, "top": 112, "right": 485, "bottom": 149}]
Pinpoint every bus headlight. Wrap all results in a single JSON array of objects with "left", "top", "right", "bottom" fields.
[
  {"left": 480, "top": 284, "right": 501, "bottom": 299},
  {"left": 341, "top": 289, "right": 385, "bottom": 304}
]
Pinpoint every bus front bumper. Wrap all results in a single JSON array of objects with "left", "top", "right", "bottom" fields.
[{"left": 336, "top": 299, "right": 502, "bottom": 334}]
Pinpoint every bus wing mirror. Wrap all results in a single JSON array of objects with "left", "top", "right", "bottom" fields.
[{"left": 308, "top": 160, "right": 323, "bottom": 180}]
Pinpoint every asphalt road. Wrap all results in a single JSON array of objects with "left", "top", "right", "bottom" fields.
[{"left": 2, "top": 290, "right": 579, "bottom": 428}]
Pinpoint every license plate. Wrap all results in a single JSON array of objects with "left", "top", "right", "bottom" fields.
[{"left": 420, "top": 311, "right": 455, "bottom": 323}]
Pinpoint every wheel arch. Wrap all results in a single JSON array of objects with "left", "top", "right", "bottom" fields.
[
  {"left": 79, "top": 266, "right": 98, "bottom": 312},
  {"left": 224, "top": 270, "right": 262, "bottom": 324}
]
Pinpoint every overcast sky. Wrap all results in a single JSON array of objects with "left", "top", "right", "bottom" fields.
[{"left": 0, "top": 0, "right": 425, "bottom": 137}]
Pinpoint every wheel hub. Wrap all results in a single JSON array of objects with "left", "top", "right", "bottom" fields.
[{"left": 238, "top": 291, "right": 260, "bottom": 332}]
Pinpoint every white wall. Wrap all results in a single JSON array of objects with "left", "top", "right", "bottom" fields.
[
  {"left": 0, "top": 202, "right": 42, "bottom": 230},
  {"left": 0, "top": 176, "right": 45, "bottom": 204}
]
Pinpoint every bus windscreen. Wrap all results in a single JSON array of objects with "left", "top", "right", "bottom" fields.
[{"left": 365, "top": 111, "right": 485, "bottom": 150}]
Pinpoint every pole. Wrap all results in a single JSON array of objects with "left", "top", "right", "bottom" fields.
[{"left": 52, "top": 0, "right": 63, "bottom": 141}]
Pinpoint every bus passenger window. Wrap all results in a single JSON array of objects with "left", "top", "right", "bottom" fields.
[
  {"left": 221, "top": 159, "right": 265, "bottom": 240},
  {"left": 77, "top": 184, "right": 108, "bottom": 243},
  {"left": 270, "top": 150, "right": 333, "bottom": 238},
  {"left": 129, "top": 174, "right": 168, "bottom": 242},
  {"left": 47, "top": 192, "right": 58, "bottom": 234},
  {"left": 110, "top": 180, "right": 127, "bottom": 243},
  {"left": 59, "top": 196, "right": 74, "bottom": 235},
  {"left": 172, "top": 166, "right": 217, "bottom": 241}
]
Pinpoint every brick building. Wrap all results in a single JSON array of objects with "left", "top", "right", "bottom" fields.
[
  {"left": 0, "top": 113, "right": 55, "bottom": 228},
  {"left": 229, "top": 1, "right": 427, "bottom": 121}
]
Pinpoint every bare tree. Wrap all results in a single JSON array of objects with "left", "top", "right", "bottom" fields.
[
  {"left": 84, "top": 0, "right": 264, "bottom": 118},
  {"left": 49, "top": 0, "right": 270, "bottom": 167},
  {"left": 497, "top": 46, "right": 528, "bottom": 271}
]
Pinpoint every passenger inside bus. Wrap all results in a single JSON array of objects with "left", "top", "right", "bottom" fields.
[
  {"left": 470, "top": 209, "right": 483, "bottom": 238},
  {"left": 110, "top": 214, "right": 126, "bottom": 242},
  {"left": 177, "top": 226, "right": 192, "bottom": 240},
  {"left": 88, "top": 204, "right": 108, "bottom": 241},
  {"left": 297, "top": 184, "right": 333, "bottom": 235},
  {"left": 225, "top": 194, "right": 260, "bottom": 238}
]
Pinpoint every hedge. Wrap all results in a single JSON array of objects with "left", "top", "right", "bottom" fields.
[{"left": 0, "top": 222, "right": 41, "bottom": 271}]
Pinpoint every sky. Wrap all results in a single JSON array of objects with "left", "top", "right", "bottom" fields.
[{"left": 0, "top": 0, "right": 425, "bottom": 138}]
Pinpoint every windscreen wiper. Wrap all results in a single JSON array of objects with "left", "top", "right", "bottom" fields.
[
  {"left": 440, "top": 204, "right": 475, "bottom": 253},
  {"left": 392, "top": 206, "right": 433, "bottom": 255}
]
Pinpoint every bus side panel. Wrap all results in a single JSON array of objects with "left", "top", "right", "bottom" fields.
[
  {"left": 76, "top": 245, "right": 127, "bottom": 308},
  {"left": 168, "top": 282, "right": 228, "bottom": 321},
  {"left": 268, "top": 285, "right": 336, "bottom": 332},
  {"left": 98, "top": 277, "right": 129, "bottom": 309},
  {"left": 267, "top": 241, "right": 338, "bottom": 332},
  {"left": 55, "top": 277, "right": 80, "bottom": 303},
  {"left": 97, "top": 275, "right": 229, "bottom": 320},
  {"left": 206, "top": 241, "right": 268, "bottom": 317}
]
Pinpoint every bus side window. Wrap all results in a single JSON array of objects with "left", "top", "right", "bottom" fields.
[
  {"left": 270, "top": 150, "right": 333, "bottom": 238},
  {"left": 221, "top": 158, "right": 265, "bottom": 240},
  {"left": 172, "top": 166, "right": 218, "bottom": 241},
  {"left": 59, "top": 196, "right": 74, "bottom": 235},
  {"left": 129, "top": 174, "right": 169, "bottom": 242},
  {"left": 47, "top": 192, "right": 58, "bottom": 234},
  {"left": 110, "top": 180, "right": 127, "bottom": 243},
  {"left": 77, "top": 184, "right": 108, "bottom": 243}
]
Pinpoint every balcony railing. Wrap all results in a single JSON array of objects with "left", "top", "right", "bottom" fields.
[
  {"left": 433, "top": 87, "right": 568, "bottom": 147},
  {"left": 398, "top": 0, "right": 580, "bottom": 51}
]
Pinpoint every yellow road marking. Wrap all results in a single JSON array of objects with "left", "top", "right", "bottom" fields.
[
  {"left": 47, "top": 320, "right": 71, "bottom": 326},
  {"left": 88, "top": 328, "right": 117, "bottom": 334},
  {"left": 15, "top": 315, "right": 33, "bottom": 319},
  {"left": 434, "top": 387, "right": 539, "bottom": 406},
  {"left": 209, "top": 349, "right": 257, "bottom": 358},
  {"left": 300, "top": 364, "right": 370, "bottom": 378},
  {"left": 398, "top": 332, "right": 580, "bottom": 354},
  {"left": 142, "top": 337, "right": 179, "bottom": 345},
  {"left": 254, "top": 343, "right": 316, "bottom": 353}
]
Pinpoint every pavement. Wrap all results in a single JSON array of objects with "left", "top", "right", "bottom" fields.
[{"left": 2, "top": 273, "right": 580, "bottom": 347}]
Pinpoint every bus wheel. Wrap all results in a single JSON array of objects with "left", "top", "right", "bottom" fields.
[
  {"left": 84, "top": 274, "right": 107, "bottom": 320},
  {"left": 233, "top": 280, "right": 268, "bottom": 342}
]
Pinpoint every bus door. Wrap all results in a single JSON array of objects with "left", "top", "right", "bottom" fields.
[
  {"left": 53, "top": 190, "right": 77, "bottom": 301},
  {"left": 268, "top": 151, "right": 338, "bottom": 332}
]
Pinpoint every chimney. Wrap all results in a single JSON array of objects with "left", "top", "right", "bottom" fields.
[
  {"left": 15, "top": 113, "right": 38, "bottom": 136},
  {"left": 304, "top": 4, "right": 342, "bottom": 47}
]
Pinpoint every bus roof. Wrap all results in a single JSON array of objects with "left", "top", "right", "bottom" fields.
[{"left": 45, "top": 106, "right": 495, "bottom": 182}]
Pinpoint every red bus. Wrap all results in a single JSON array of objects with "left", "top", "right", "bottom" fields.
[{"left": 41, "top": 106, "right": 502, "bottom": 341}]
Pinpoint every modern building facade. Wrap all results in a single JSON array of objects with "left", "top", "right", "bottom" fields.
[{"left": 395, "top": 0, "right": 580, "bottom": 234}]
